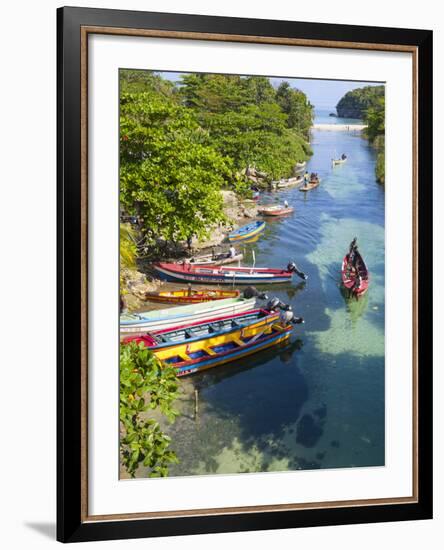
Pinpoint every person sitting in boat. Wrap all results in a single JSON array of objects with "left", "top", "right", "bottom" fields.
[
  {"left": 341, "top": 153, "right": 347, "bottom": 160},
  {"left": 229, "top": 245, "right": 237, "bottom": 258},
  {"left": 284, "top": 200, "right": 289, "bottom": 208}
]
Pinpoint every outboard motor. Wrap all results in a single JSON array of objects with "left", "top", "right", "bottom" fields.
[
  {"left": 243, "top": 286, "right": 268, "bottom": 301},
  {"left": 266, "top": 297, "right": 281, "bottom": 311},
  {"left": 266, "top": 297, "right": 292, "bottom": 312},
  {"left": 279, "top": 310, "right": 305, "bottom": 326},
  {"left": 287, "top": 262, "right": 308, "bottom": 281}
]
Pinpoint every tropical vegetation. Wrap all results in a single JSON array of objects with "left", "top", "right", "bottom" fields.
[
  {"left": 120, "top": 341, "right": 180, "bottom": 477},
  {"left": 336, "top": 85, "right": 384, "bottom": 119},
  {"left": 364, "top": 95, "right": 385, "bottom": 184},
  {"left": 336, "top": 84, "right": 385, "bottom": 184},
  {"left": 120, "top": 70, "right": 313, "bottom": 249}
]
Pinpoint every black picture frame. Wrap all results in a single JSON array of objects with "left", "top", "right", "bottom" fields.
[{"left": 57, "top": 6, "right": 433, "bottom": 543}]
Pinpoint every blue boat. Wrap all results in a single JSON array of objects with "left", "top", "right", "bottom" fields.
[{"left": 228, "top": 220, "right": 266, "bottom": 242}]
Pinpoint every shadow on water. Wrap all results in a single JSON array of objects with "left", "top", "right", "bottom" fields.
[
  {"left": 139, "top": 124, "right": 386, "bottom": 478},
  {"left": 165, "top": 347, "right": 384, "bottom": 476}
]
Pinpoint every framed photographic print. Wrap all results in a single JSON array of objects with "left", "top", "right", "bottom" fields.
[{"left": 57, "top": 6, "right": 433, "bottom": 543}]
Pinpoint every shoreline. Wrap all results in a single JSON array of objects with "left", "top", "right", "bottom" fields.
[{"left": 311, "top": 123, "right": 366, "bottom": 132}]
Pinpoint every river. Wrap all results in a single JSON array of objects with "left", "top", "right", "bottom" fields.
[{"left": 155, "top": 116, "right": 386, "bottom": 477}]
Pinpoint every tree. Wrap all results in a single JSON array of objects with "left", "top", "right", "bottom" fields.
[
  {"left": 276, "top": 82, "right": 314, "bottom": 138},
  {"left": 336, "top": 85, "right": 385, "bottom": 118},
  {"left": 120, "top": 342, "right": 180, "bottom": 477},
  {"left": 120, "top": 90, "right": 232, "bottom": 245},
  {"left": 364, "top": 96, "right": 385, "bottom": 184}
]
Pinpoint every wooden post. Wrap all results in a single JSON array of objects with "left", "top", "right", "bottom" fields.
[{"left": 194, "top": 389, "right": 199, "bottom": 419}]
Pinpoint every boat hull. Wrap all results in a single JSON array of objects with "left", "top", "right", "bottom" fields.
[
  {"left": 341, "top": 252, "right": 369, "bottom": 298},
  {"left": 120, "top": 297, "right": 256, "bottom": 335},
  {"left": 123, "top": 309, "right": 280, "bottom": 351},
  {"left": 299, "top": 179, "right": 320, "bottom": 192},
  {"left": 144, "top": 288, "right": 240, "bottom": 304},
  {"left": 228, "top": 221, "right": 266, "bottom": 242},
  {"left": 332, "top": 159, "right": 347, "bottom": 166},
  {"left": 260, "top": 207, "right": 294, "bottom": 216},
  {"left": 154, "top": 263, "right": 293, "bottom": 285},
  {"left": 154, "top": 323, "right": 292, "bottom": 376},
  {"left": 273, "top": 177, "right": 303, "bottom": 189}
]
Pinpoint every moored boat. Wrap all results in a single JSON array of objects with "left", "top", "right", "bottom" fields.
[
  {"left": 120, "top": 296, "right": 257, "bottom": 335},
  {"left": 152, "top": 314, "right": 299, "bottom": 376},
  {"left": 341, "top": 238, "right": 369, "bottom": 298},
  {"left": 123, "top": 308, "right": 280, "bottom": 350},
  {"left": 258, "top": 205, "right": 294, "bottom": 216},
  {"left": 299, "top": 176, "right": 321, "bottom": 192},
  {"left": 228, "top": 220, "right": 266, "bottom": 242},
  {"left": 153, "top": 261, "right": 307, "bottom": 285},
  {"left": 332, "top": 154, "right": 347, "bottom": 167},
  {"left": 144, "top": 288, "right": 240, "bottom": 304},
  {"left": 272, "top": 176, "right": 303, "bottom": 189}
]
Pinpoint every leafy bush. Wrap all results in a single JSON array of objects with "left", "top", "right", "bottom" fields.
[{"left": 120, "top": 342, "right": 180, "bottom": 477}]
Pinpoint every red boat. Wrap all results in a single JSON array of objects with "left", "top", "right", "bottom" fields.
[
  {"left": 341, "top": 239, "right": 369, "bottom": 298},
  {"left": 154, "top": 261, "right": 307, "bottom": 285}
]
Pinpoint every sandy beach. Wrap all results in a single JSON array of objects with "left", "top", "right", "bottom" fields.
[{"left": 311, "top": 123, "right": 367, "bottom": 131}]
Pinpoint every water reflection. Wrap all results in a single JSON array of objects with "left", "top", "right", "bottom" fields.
[{"left": 151, "top": 125, "right": 385, "bottom": 478}]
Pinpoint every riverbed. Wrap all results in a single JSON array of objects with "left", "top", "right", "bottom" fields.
[{"left": 133, "top": 122, "right": 385, "bottom": 478}]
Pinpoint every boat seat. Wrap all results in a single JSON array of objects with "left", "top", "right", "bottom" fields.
[
  {"left": 184, "top": 329, "right": 194, "bottom": 339},
  {"left": 204, "top": 347, "right": 217, "bottom": 356},
  {"left": 231, "top": 320, "right": 240, "bottom": 328}
]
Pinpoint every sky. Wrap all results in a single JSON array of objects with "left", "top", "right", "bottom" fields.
[{"left": 157, "top": 71, "right": 383, "bottom": 112}]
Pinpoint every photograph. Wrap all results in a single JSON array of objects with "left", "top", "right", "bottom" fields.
[{"left": 118, "top": 69, "right": 386, "bottom": 479}]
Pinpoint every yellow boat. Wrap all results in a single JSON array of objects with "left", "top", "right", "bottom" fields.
[
  {"left": 153, "top": 318, "right": 293, "bottom": 377},
  {"left": 144, "top": 288, "right": 240, "bottom": 304}
]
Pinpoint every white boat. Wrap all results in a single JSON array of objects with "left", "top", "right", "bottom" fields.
[
  {"left": 120, "top": 296, "right": 257, "bottom": 336},
  {"left": 271, "top": 176, "right": 303, "bottom": 189},
  {"left": 332, "top": 156, "right": 347, "bottom": 167},
  {"left": 187, "top": 252, "right": 243, "bottom": 265}
]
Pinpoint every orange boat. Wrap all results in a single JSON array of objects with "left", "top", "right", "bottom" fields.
[{"left": 144, "top": 288, "right": 240, "bottom": 304}]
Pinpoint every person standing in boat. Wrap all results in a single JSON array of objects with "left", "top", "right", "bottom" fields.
[
  {"left": 284, "top": 200, "right": 289, "bottom": 208},
  {"left": 303, "top": 171, "right": 310, "bottom": 188},
  {"left": 229, "top": 245, "right": 237, "bottom": 258}
]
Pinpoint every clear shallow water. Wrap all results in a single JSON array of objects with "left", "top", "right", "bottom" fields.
[{"left": 154, "top": 128, "right": 385, "bottom": 477}]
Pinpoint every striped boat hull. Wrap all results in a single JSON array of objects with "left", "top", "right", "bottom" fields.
[
  {"left": 154, "top": 265, "right": 292, "bottom": 285},
  {"left": 120, "top": 297, "right": 256, "bottom": 335},
  {"left": 154, "top": 325, "right": 292, "bottom": 376}
]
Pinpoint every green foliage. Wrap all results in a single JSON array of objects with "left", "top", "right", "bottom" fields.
[
  {"left": 120, "top": 70, "right": 313, "bottom": 244},
  {"left": 120, "top": 89, "right": 231, "bottom": 244},
  {"left": 120, "top": 223, "right": 137, "bottom": 294},
  {"left": 178, "top": 74, "right": 313, "bottom": 180},
  {"left": 120, "top": 342, "right": 180, "bottom": 477},
  {"left": 276, "top": 82, "right": 314, "bottom": 138},
  {"left": 364, "top": 97, "right": 385, "bottom": 143},
  {"left": 336, "top": 85, "right": 385, "bottom": 118},
  {"left": 364, "top": 97, "right": 385, "bottom": 184},
  {"left": 337, "top": 84, "right": 385, "bottom": 184},
  {"left": 120, "top": 223, "right": 137, "bottom": 270}
]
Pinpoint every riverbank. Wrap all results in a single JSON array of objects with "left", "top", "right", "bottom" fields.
[
  {"left": 122, "top": 189, "right": 259, "bottom": 310},
  {"left": 311, "top": 123, "right": 367, "bottom": 131}
]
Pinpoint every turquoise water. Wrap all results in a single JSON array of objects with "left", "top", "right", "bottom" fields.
[
  {"left": 160, "top": 127, "right": 385, "bottom": 477},
  {"left": 314, "top": 107, "right": 362, "bottom": 125}
]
